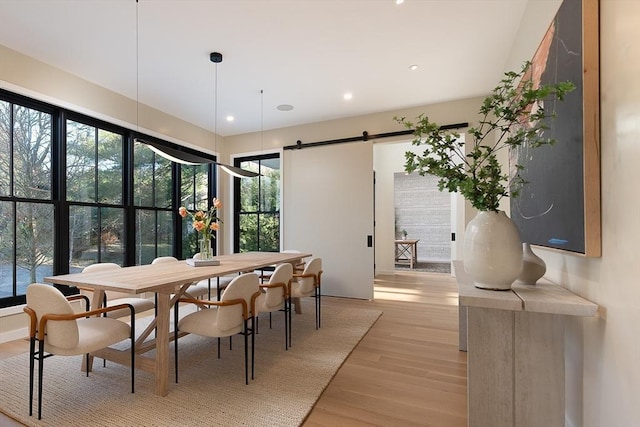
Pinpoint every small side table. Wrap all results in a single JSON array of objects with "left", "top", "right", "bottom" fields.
[{"left": 394, "top": 239, "right": 419, "bottom": 269}]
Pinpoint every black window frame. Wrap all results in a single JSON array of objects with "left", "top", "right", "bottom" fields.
[
  {"left": 0, "top": 88, "right": 217, "bottom": 308},
  {"left": 233, "top": 153, "right": 280, "bottom": 253}
]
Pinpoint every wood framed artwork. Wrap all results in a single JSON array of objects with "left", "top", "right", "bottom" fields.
[{"left": 510, "top": 0, "right": 601, "bottom": 257}]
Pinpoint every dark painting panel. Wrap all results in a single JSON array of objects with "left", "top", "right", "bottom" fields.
[{"left": 510, "top": 0, "right": 600, "bottom": 256}]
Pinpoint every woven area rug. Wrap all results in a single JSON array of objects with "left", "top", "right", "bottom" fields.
[{"left": 0, "top": 300, "right": 381, "bottom": 427}]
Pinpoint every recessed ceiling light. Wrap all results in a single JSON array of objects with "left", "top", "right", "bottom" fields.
[
  {"left": 409, "top": 64, "right": 419, "bottom": 71},
  {"left": 343, "top": 93, "right": 353, "bottom": 100},
  {"left": 277, "top": 104, "right": 294, "bottom": 111},
  {"left": 226, "top": 115, "right": 234, "bottom": 122},
  {"left": 395, "top": 0, "right": 405, "bottom": 5}
]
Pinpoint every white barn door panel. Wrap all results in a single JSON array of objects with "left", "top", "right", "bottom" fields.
[{"left": 283, "top": 142, "right": 374, "bottom": 300}]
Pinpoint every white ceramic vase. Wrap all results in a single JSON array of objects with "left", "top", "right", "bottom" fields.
[
  {"left": 463, "top": 210, "right": 523, "bottom": 290},
  {"left": 515, "top": 242, "right": 546, "bottom": 285}
]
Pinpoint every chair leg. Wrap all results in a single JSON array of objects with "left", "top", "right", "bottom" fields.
[
  {"left": 130, "top": 315, "right": 135, "bottom": 393},
  {"left": 287, "top": 296, "right": 293, "bottom": 348},
  {"left": 28, "top": 337, "right": 35, "bottom": 416},
  {"left": 251, "top": 316, "right": 255, "bottom": 380},
  {"left": 315, "top": 286, "right": 322, "bottom": 329},
  {"left": 217, "top": 337, "right": 221, "bottom": 358},
  {"left": 85, "top": 353, "right": 89, "bottom": 377},
  {"left": 284, "top": 303, "right": 289, "bottom": 351},
  {"left": 174, "top": 302, "right": 179, "bottom": 383},
  {"left": 244, "top": 319, "right": 249, "bottom": 385},
  {"left": 37, "top": 340, "right": 45, "bottom": 420}
]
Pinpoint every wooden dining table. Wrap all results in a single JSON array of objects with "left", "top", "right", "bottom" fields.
[{"left": 44, "top": 251, "right": 311, "bottom": 397}]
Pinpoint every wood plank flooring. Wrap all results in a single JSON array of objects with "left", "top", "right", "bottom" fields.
[{"left": 0, "top": 271, "right": 467, "bottom": 427}]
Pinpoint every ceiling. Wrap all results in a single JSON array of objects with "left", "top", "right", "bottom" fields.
[{"left": 0, "top": 0, "right": 557, "bottom": 137}]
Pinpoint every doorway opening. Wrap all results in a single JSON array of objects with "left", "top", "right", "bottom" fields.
[{"left": 393, "top": 172, "right": 452, "bottom": 273}]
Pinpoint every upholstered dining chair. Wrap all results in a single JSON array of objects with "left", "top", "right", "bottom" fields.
[
  {"left": 291, "top": 257, "right": 323, "bottom": 334},
  {"left": 151, "top": 256, "right": 209, "bottom": 300},
  {"left": 174, "top": 273, "right": 261, "bottom": 385},
  {"left": 255, "top": 263, "right": 293, "bottom": 350},
  {"left": 255, "top": 249, "right": 305, "bottom": 282},
  {"left": 192, "top": 253, "right": 235, "bottom": 300},
  {"left": 282, "top": 249, "right": 307, "bottom": 274},
  {"left": 82, "top": 263, "right": 155, "bottom": 318},
  {"left": 24, "top": 283, "right": 135, "bottom": 420}
]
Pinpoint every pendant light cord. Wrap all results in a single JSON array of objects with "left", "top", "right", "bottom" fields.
[
  {"left": 136, "top": 0, "right": 139, "bottom": 136},
  {"left": 214, "top": 61, "right": 218, "bottom": 155}
]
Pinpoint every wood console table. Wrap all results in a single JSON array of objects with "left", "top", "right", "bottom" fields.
[
  {"left": 453, "top": 261, "right": 597, "bottom": 427},
  {"left": 394, "top": 239, "right": 419, "bottom": 269}
]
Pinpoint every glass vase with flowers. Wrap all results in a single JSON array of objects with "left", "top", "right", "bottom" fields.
[{"left": 178, "top": 197, "right": 222, "bottom": 260}]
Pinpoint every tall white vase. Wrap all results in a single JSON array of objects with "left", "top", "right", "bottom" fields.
[
  {"left": 515, "top": 242, "right": 546, "bottom": 285},
  {"left": 463, "top": 210, "right": 523, "bottom": 290}
]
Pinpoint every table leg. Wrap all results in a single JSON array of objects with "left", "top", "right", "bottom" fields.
[
  {"left": 155, "top": 293, "right": 170, "bottom": 396},
  {"left": 293, "top": 297, "right": 302, "bottom": 314},
  {"left": 81, "top": 289, "right": 106, "bottom": 372}
]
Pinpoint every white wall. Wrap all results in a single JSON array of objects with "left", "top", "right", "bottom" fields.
[{"left": 507, "top": 1, "right": 640, "bottom": 426}]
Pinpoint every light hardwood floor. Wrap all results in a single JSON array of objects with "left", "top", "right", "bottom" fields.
[{"left": 0, "top": 271, "right": 467, "bottom": 427}]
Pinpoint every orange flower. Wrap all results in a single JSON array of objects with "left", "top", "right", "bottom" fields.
[
  {"left": 210, "top": 222, "right": 219, "bottom": 231},
  {"left": 193, "top": 221, "right": 205, "bottom": 232},
  {"left": 213, "top": 197, "right": 222, "bottom": 209}
]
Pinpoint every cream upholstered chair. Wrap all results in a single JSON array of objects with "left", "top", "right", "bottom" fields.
[
  {"left": 191, "top": 253, "right": 234, "bottom": 300},
  {"left": 291, "top": 257, "right": 323, "bottom": 333},
  {"left": 255, "top": 249, "right": 305, "bottom": 282},
  {"left": 174, "top": 273, "right": 260, "bottom": 385},
  {"left": 152, "top": 256, "right": 209, "bottom": 299},
  {"left": 82, "top": 263, "right": 155, "bottom": 318},
  {"left": 255, "top": 263, "right": 293, "bottom": 350},
  {"left": 283, "top": 249, "right": 306, "bottom": 273},
  {"left": 24, "top": 284, "right": 135, "bottom": 420}
]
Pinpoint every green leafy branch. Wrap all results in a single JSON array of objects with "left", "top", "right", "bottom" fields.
[{"left": 395, "top": 61, "right": 575, "bottom": 212}]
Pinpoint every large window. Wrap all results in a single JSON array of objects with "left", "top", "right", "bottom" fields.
[
  {"left": 67, "top": 119, "right": 125, "bottom": 269},
  {"left": 0, "top": 89, "right": 217, "bottom": 307},
  {"left": 133, "top": 139, "right": 175, "bottom": 265},
  {"left": 234, "top": 154, "right": 280, "bottom": 252},
  {"left": 0, "top": 98, "right": 55, "bottom": 303}
]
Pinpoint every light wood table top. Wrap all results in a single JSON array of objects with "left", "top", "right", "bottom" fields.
[{"left": 46, "top": 251, "right": 310, "bottom": 294}]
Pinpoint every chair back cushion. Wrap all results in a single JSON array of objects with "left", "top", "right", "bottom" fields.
[
  {"left": 151, "top": 256, "right": 179, "bottom": 264},
  {"left": 218, "top": 273, "right": 259, "bottom": 331},
  {"left": 298, "top": 257, "right": 322, "bottom": 293},
  {"left": 266, "top": 263, "right": 293, "bottom": 307},
  {"left": 26, "top": 284, "right": 79, "bottom": 349},
  {"left": 82, "top": 263, "right": 121, "bottom": 273}
]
